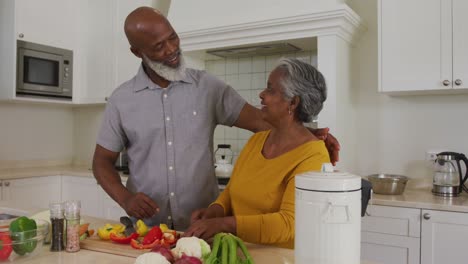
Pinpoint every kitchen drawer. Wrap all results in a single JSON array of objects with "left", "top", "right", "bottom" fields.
[{"left": 362, "top": 205, "right": 421, "bottom": 237}]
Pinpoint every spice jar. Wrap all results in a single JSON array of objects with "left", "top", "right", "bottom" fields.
[
  {"left": 49, "top": 202, "right": 65, "bottom": 252},
  {"left": 64, "top": 200, "right": 81, "bottom": 252}
]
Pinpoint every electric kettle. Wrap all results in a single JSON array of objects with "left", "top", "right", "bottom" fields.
[
  {"left": 432, "top": 152, "right": 468, "bottom": 197},
  {"left": 214, "top": 144, "right": 234, "bottom": 178}
]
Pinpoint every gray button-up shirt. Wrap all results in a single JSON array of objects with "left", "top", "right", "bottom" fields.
[{"left": 97, "top": 65, "right": 246, "bottom": 230}]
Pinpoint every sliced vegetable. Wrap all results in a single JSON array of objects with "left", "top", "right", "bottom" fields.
[
  {"left": 97, "top": 223, "right": 125, "bottom": 240},
  {"left": 9, "top": 216, "right": 37, "bottom": 255},
  {"left": 142, "top": 226, "right": 163, "bottom": 245},
  {"left": 159, "top": 223, "right": 169, "bottom": 232},
  {"left": 110, "top": 232, "right": 139, "bottom": 244},
  {"left": 131, "top": 238, "right": 161, "bottom": 250},
  {"left": 136, "top": 220, "right": 149, "bottom": 236},
  {"left": 0, "top": 232, "right": 13, "bottom": 261},
  {"left": 78, "top": 223, "right": 90, "bottom": 236}
]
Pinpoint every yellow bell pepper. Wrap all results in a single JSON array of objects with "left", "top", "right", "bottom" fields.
[
  {"left": 159, "top": 223, "right": 169, "bottom": 233},
  {"left": 136, "top": 220, "right": 148, "bottom": 236},
  {"left": 97, "top": 223, "right": 125, "bottom": 240}
]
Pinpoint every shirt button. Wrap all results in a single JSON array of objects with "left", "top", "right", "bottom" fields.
[
  {"left": 168, "top": 141, "right": 172, "bottom": 146},
  {"left": 163, "top": 93, "right": 168, "bottom": 98},
  {"left": 193, "top": 111, "right": 197, "bottom": 116},
  {"left": 169, "top": 166, "right": 173, "bottom": 170},
  {"left": 166, "top": 116, "right": 170, "bottom": 121},
  {"left": 170, "top": 192, "right": 174, "bottom": 196},
  {"left": 168, "top": 216, "right": 172, "bottom": 220}
]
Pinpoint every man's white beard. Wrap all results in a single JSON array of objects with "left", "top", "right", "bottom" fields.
[{"left": 142, "top": 53, "right": 187, "bottom": 82}]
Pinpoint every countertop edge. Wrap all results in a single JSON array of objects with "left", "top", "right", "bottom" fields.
[{"left": 0, "top": 166, "right": 128, "bottom": 181}]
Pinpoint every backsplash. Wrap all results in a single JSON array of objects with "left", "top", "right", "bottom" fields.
[{"left": 205, "top": 51, "right": 317, "bottom": 163}]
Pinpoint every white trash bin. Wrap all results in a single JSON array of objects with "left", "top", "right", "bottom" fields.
[{"left": 295, "top": 169, "right": 361, "bottom": 264}]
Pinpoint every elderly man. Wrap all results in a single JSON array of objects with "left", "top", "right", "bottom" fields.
[{"left": 92, "top": 6, "right": 340, "bottom": 230}]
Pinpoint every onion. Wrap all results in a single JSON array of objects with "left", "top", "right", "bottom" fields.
[
  {"left": 151, "top": 244, "right": 175, "bottom": 263},
  {"left": 173, "top": 254, "right": 202, "bottom": 264}
]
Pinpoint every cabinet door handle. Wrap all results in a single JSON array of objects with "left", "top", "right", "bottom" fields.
[
  {"left": 18, "top": 33, "right": 24, "bottom": 38},
  {"left": 4, "top": 182, "right": 10, "bottom": 187},
  {"left": 423, "top": 213, "right": 431, "bottom": 220},
  {"left": 0, "top": 182, "right": 2, "bottom": 187},
  {"left": 455, "top": 79, "right": 463, "bottom": 86},
  {"left": 442, "top": 80, "right": 451, "bottom": 86}
]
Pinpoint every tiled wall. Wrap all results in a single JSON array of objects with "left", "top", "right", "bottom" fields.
[{"left": 206, "top": 50, "right": 317, "bottom": 163}]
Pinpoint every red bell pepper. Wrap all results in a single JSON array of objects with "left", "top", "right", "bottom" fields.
[
  {"left": 142, "top": 226, "right": 163, "bottom": 245},
  {"left": 0, "top": 232, "right": 13, "bottom": 261},
  {"left": 109, "top": 232, "right": 139, "bottom": 244},
  {"left": 130, "top": 238, "right": 160, "bottom": 250}
]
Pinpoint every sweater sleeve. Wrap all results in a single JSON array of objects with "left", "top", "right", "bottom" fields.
[
  {"left": 212, "top": 183, "right": 232, "bottom": 215},
  {"left": 235, "top": 152, "right": 329, "bottom": 247}
]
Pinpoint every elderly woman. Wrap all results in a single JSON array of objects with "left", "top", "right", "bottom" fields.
[{"left": 184, "top": 58, "right": 329, "bottom": 249}]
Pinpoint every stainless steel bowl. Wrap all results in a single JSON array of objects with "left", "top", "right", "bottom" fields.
[{"left": 367, "top": 174, "right": 408, "bottom": 195}]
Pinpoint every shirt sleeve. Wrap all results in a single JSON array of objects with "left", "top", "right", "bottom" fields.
[
  {"left": 215, "top": 82, "right": 246, "bottom": 127},
  {"left": 96, "top": 98, "right": 127, "bottom": 152},
  {"left": 235, "top": 153, "right": 329, "bottom": 246}
]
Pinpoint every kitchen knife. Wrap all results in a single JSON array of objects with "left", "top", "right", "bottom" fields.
[{"left": 120, "top": 216, "right": 136, "bottom": 237}]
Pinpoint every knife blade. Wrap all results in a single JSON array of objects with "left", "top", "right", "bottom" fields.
[{"left": 120, "top": 216, "right": 136, "bottom": 237}]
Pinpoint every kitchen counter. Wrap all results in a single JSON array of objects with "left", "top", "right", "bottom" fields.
[
  {"left": 7, "top": 213, "right": 377, "bottom": 264},
  {"left": 0, "top": 165, "right": 128, "bottom": 181},
  {"left": 371, "top": 185, "right": 468, "bottom": 213}
]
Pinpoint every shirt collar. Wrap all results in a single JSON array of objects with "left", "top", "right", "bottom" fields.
[{"left": 133, "top": 64, "right": 193, "bottom": 92}]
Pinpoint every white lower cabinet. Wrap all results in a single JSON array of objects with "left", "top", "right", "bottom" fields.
[
  {"left": 361, "top": 205, "right": 421, "bottom": 264},
  {"left": 3, "top": 176, "right": 61, "bottom": 210},
  {"left": 421, "top": 209, "right": 468, "bottom": 264},
  {"left": 362, "top": 205, "right": 468, "bottom": 264},
  {"left": 61, "top": 176, "right": 101, "bottom": 219},
  {"left": 0, "top": 175, "right": 128, "bottom": 220}
]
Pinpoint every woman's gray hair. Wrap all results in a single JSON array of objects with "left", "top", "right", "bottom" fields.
[{"left": 275, "top": 58, "right": 327, "bottom": 122}]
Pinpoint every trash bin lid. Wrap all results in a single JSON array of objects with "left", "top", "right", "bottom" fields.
[{"left": 295, "top": 171, "right": 361, "bottom": 192}]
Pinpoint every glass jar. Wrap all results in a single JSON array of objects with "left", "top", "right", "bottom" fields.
[
  {"left": 49, "top": 202, "right": 65, "bottom": 252},
  {"left": 64, "top": 200, "right": 81, "bottom": 252}
]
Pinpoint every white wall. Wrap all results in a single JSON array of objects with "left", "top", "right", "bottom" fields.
[
  {"left": 0, "top": 102, "right": 74, "bottom": 168},
  {"left": 349, "top": 0, "right": 468, "bottom": 179},
  {"left": 72, "top": 105, "right": 105, "bottom": 166}
]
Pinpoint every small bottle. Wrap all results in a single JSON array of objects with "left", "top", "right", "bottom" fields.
[
  {"left": 49, "top": 202, "right": 65, "bottom": 252},
  {"left": 64, "top": 200, "right": 81, "bottom": 252}
]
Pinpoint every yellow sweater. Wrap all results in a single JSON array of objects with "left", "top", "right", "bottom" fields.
[{"left": 213, "top": 130, "right": 330, "bottom": 248}]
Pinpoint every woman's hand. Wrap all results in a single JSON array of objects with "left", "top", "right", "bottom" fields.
[
  {"left": 183, "top": 217, "right": 236, "bottom": 241},
  {"left": 190, "top": 204, "right": 225, "bottom": 224}
]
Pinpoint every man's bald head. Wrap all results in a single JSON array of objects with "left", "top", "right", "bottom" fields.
[{"left": 124, "top": 7, "right": 172, "bottom": 49}]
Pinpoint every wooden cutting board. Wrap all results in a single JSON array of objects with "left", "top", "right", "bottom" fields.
[
  {"left": 80, "top": 235, "right": 150, "bottom": 258},
  {"left": 80, "top": 235, "right": 295, "bottom": 263}
]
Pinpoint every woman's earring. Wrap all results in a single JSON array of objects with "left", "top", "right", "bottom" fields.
[{"left": 288, "top": 107, "right": 292, "bottom": 115}]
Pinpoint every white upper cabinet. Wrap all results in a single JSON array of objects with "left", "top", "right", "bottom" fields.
[
  {"left": 0, "top": 0, "right": 150, "bottom": 104},
  {"left": 379, "top": 0, "right": 468, "bottom": 93},
  {"left": 452, "top": 0, "right": 468, "bottom": 90},
  {"left": 15, "top": 0, "right": 76, "bottom": 50}
]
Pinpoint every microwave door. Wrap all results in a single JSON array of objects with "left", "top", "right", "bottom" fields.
[{"left": 18, "top": 48, "right": 63, "bottom": 94}]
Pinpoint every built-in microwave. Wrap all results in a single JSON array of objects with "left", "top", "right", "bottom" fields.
[{"left": 16, "top": 40, "right": 73, "bottom": 99}]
